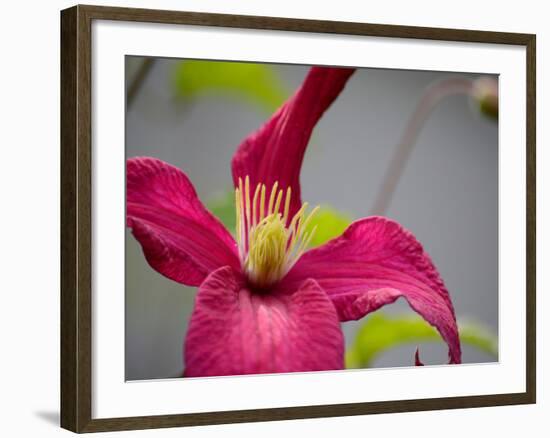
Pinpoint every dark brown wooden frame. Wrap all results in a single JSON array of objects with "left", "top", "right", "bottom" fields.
[{"left": 61, "top": 4, "right": 536, "bottom": 433}]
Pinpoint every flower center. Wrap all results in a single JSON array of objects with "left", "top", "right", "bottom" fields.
[{"left": 235, "top": 176, "right": 318, "bottom": 288}]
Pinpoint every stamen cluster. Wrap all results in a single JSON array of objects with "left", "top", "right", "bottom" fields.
[{"left": 235, "top": 176, "right": 318, "bottom": 288}]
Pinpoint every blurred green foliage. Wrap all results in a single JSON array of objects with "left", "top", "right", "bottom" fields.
[
  {"left": 457, "top": 320, "right": 499, "bottom": 357},
  {"left": 345, "top": 313, "right": 498, "bottom": 368},
  {"left": 207, "top": 191, "right": 237, "bottom": 234},
  {"left": 302, "top": 206, "right": 351, "bottom": 247},
  {"left": 173, "top": 60, "right": 288, "bottom": 112}
]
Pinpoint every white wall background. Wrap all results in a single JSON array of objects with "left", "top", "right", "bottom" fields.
[{"left": 0, "top": 0, "right": 545, "bottom": 437}]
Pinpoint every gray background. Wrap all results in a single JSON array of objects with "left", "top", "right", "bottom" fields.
[{"left": 125, "top": 58, "right": 498, "bottom": 380}]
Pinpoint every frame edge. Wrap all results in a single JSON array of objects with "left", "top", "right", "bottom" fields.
[
  {"left": 525, "top": 33, "right": 536, "bottom": 404},
  {"left": 76, "top": 3, "right": 534, "bottom": 45},
  {"left": 61, "top": 4, "right": 94, "bottom": 433},
  {"left": 60, "top": 4, "right": 537, "bottom": 432},
  {"left": 60, "top": 5, "right": 79, "bottom": 433}
]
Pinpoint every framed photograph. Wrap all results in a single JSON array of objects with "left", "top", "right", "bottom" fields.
[{"left": 60, "top": 4, "right": 536, "bottom": 433}]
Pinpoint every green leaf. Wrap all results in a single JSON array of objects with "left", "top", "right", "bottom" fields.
[
  {"left": 173, "top": 60, "right": 288, "bottom": 112},
  {"left": 457, "top": 320, "right": 499, "bottom": 357},
  {"left": 207, "top": 191, "right": 236, "bottom": 234},
  {"left": 345, "top": 313, "right": 498, "bottom": 368},
  {"left": 303, "top": 206, "right": 351, "bottom": 247}
]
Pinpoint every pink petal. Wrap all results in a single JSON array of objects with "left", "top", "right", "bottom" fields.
[
  {"left": 415, "top": 348, "right": 425, "bottom": 366},
  {"left": 127, "top": 157, "right": 240, "bottom": 286},
  {"left": 283, "top": 216, "right": 461, "bottom": 364},
  {"left": 184, "top": 266, "right": 344, "bottom": 377},
  {"left": 231, "top": 67, "right": 355, "bottom": 218}
]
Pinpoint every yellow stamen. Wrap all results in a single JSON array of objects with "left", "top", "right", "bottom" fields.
[
  {"left": 259, "top": 184, "right": 266, "bottom": 222},
  {"left": 235, "top": 177, "right": 319, "bottom": 288},
  {"left": 267, "top": 181, "right": 278, "bottom": 216},
  {"left": 252, "top": 182, "right": 261, "bottom": 227},
  {"left": 244, "top": 176, "right": 251, "bottom": 232},
  {"left": 273, "top": 189, "right": 283, "bottom": 218},
  {"left": 283, "top": 187, "right": 291, "bottom": 224}
]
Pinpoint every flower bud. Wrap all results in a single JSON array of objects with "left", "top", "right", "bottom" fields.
[{"left": 470, "top": 77, "right": 498, "bottom": 120}]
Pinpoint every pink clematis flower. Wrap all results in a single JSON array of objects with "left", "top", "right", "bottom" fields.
[{"left": 127, "top": 67, "right": 461, "bottom": 377}]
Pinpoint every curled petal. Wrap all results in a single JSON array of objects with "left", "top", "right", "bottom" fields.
[
  {"left": 127, "top": 157, "right": 239, "bottom": 286},
  {"left": 283, "top": 216, "right": 461, "bottom": 364},
  {"left": 231, "top": 67, "right": 355, "bottom": 218},
  {"left": 184, "top": 267, "right": 344, "bottom": 377},
  {"left": 415, "top": 348, "right": 425, "bottom": 366}
]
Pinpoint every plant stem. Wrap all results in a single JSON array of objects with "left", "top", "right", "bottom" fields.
[
  {"left": 371, "top": 78, "right": 474, "bottom": 215},
  {"left": 127, "top": 58, "right": 155, "bottom": 109}
]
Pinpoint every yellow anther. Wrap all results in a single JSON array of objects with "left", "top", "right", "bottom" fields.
[{"left": 234, "top": 177, "right": 318, "bottom": 288}]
